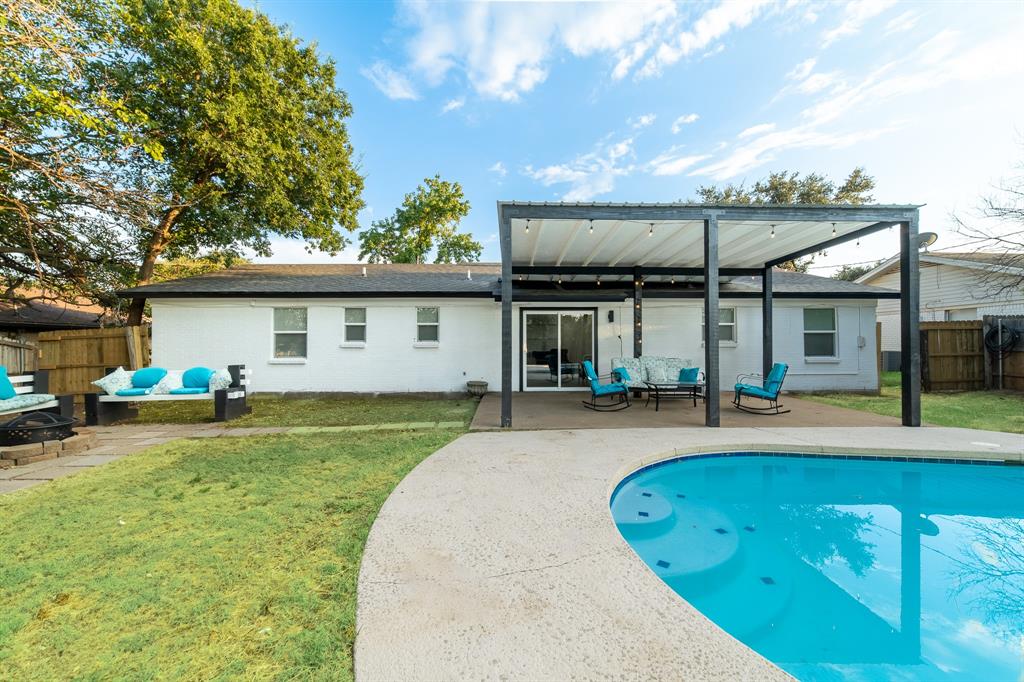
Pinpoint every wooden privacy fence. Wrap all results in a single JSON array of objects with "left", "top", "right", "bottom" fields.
[
  {"left": 919, "top": 321, "right": 985, "bottom": 392},
  {"left": 36, "top": 326, "right": 150, "bottom": 397},
  {"left": 0, "top": 338, "right": 37, "bottom": 374},
  {"left": 984, "top": 315, "right": 1024, "bottom": 391}
]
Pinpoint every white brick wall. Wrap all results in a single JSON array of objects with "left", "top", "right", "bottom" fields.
[{"left": 151, "top": 296, "right": 878, "bottom": 394}]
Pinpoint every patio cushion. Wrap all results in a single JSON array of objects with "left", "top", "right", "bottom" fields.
[
  {"left": 592, "top": 382, "right": 627, "bottom": 397},
  {"left": 182, "top": 367, "right": 214, "bottom": 389},
  {"left": 92, "top": 367, "right": 133, "bottom": 396},
  {"left": 152, "top": 370, "right": 184, "bottom": 395},
  {"left": 209, "top": 368, "right": 232, "bottom": 392},
  {"left": 642, "top": 356, "right": 685, "bottom": 384},
  {"left": 0, "top": 366, "right": 15, "bottom": 400},
  {"left": 0, "top": 393, "right": 56, "bottom": 413},
  {"left": 169, "top": 387, "right": 208, "bottom": 395},
  {"left": 679, "top": 367, "right": 700, "bottom": 383},
  {"left": 131, "top": 367, "right": 167, "bottom": 389},
  {"left": 609, "top": 357, "right": 644, "bottom": 388},
  {"left": 735, "top": 384, "right": 774, "bottom": 400},
  {"left": 611, "top": 367, "right": 632, "bottom": 383},
  {"left": 116, "top": 387, "right": 153, "bottom": 397},
  {"left": 763, "top": 363, "right": 788, "bottom": 396}
]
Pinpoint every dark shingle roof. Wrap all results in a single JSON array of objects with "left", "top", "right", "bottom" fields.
[
  {"left": 117, "top": 263, "right": 896, "bottom": 299},
  {"left": 0, "top": 299, "right": 107, "bottom": 331},
  {"left": 118, "top": 263, "right": 502, "bottom": 298}
]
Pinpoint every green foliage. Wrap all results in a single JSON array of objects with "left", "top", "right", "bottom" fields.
[
  {"left": 695, "top": 168, "right": 876, "bottom": 271},
  {"left": 832, "top": 261, "right": 880, "bottom": 282},
  {"left": 151, "top": 252, "right": 247, "bottom": 284},
  {"left": 0, "top": 0, "right": 158, "bottom": 307},
  {"left": 359, "top": 175, "right": 481, "bottom": 263},
  {"left": 0, "top": 430, "right": 461, "bottom": 679}
]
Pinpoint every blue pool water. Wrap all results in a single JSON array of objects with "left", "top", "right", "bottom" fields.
[{"left": 611, "top": 454, "right": 1024, "bottom": 681}]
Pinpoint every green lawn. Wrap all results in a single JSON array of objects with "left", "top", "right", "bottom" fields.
[
  {"left": 0, "top": 429, "right": 460, "bottom": 680},
  {"left": 130, "top": 394, "right": 479, "bottom": 426},
  {"left": 803, "top": 371, "right": 1024, "bottom": 434}
]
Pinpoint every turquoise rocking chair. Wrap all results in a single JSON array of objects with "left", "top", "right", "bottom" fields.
[
  {"left": 733, "top": 362, "right": 790, "bottom": 415},
  {"left": 582, "top": 361, "right": 631, "bottom": 411}
]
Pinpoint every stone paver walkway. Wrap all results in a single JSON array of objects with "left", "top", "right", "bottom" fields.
[{"left": 0, "top": 420, "right": 468, "bottom": 495}]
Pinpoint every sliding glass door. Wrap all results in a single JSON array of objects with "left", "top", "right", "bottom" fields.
[{"left": 523, "top": 310, "right": 595, "bottom": 390}]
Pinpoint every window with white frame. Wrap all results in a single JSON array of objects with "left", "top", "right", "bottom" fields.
[
  {"left": 803, "top": 308, "right": 837, "bottom": 358},
  {"left": 416, "top": 307, "right": 439, "bottom": 342},
  {"left": 273, "top": 307, "right": 307, "bottom": 358},
  {"left": 701, "top": 307, "right": 737, "bottom": 343},
  {"left": 344, "top": 307, "right": 366, "bottom": 342}
]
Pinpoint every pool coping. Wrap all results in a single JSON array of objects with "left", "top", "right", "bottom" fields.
[{"left": 356, "top": 427, "right": 1023, "bottom": 681}]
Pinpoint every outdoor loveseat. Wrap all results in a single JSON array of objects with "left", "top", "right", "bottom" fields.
[
  {"left": 608, "top": 356, "right": 699, "bottom": 392},
  {"left": 0, "top": 368, "right": 74, "bottom": 419},
  {"left": 85, "top": 364, "right": 251, "bottom": 425}
]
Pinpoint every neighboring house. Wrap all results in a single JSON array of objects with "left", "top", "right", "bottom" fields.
[
  {"left": 856, "top": 252, "right": 1024, "bottom": 354},
  {"left": 120, "top": 263, "right": 897, "bottom": 394}
]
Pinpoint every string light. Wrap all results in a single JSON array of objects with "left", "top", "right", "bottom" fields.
[
  {"left": 525, "top": 220, "right": 530, "bottom": 234},
  {"left": 588, "top": 219, "right": 594, "bottom": 235},
  {"left": 831, "top": 222, "right": 837, "bottom": 237},
  {"left": 770, "top": 224, "right": 776, "bottom": 239},
  {"left": 648, "top": 223, "right": 654, "bottom": 237},
  {"left": 596, "top": 275, "right": 601, "bottom": 286}
]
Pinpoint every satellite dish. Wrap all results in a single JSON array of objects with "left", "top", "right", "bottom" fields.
[{"left": 917, "top": 232, "right": 938, "bottom": 250}]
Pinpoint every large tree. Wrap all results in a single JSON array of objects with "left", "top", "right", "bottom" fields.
[
  {"left": 112, "top": 0, "right": 364, "bottom": 323},
  {"left": 694, "top": 168, "right": 876, "bottom": 272},
  {"left": 0, "top": 0, "right": 159, "bottom": 307},
  {"left": 359, "top": 175, "right": 481, "bottom": 264}
]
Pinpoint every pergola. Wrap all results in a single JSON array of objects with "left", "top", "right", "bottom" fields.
[{"left": 496, "top": 202, "right": 923, "bottom": 428}]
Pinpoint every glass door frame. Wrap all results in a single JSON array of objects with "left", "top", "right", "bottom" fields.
[{"left": 519, "top": 307, "right": 598, "bottom": 392}]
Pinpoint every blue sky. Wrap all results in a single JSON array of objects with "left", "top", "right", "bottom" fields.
[{"left": 252, "top": 0, "right": 1024, "bottom": 274}]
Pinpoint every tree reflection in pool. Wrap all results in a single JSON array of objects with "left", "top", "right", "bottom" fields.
[{"left": 610, "top": 455, "right": 1024, "bottom": 681}]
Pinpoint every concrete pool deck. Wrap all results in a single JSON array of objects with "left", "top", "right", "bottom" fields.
[{"left": 355, "top": 426, "right": 1023, "bottom": 681}]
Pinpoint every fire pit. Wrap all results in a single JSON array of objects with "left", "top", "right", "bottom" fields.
[{"left": 0, "top": 412, "right": 77, "bottom": 446}]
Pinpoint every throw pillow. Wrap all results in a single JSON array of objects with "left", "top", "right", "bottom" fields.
[
  {"left": 92, "top": 367, "right": 133, "bottom": 396},
  {"left": 679, "top": 367, "right": 700, "bottom": 383},
  {"left": 131, "top": 367, "right": 168, "bottom": 389},
  {"left": 182, "top": 366, "right": 214, "bottom": 389},
  {"left": 152, "top": 370, "right": 184, "bottom": 395},
  {"left": 208, "top": 368, "right": 233, "bottom": 392},
  {"left": 0, "top": 366, "right": 16, "bottom": 400}
]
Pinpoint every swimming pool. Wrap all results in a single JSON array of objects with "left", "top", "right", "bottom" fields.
[{"left": 611, "top": 453, "right": 1024, "bottom": 681}]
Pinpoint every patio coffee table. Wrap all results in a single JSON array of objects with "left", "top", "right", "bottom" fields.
[{"left": 643, "top": 381, "right": 706, "bottom": 411}]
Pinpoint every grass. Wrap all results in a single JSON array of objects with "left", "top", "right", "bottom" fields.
[
  {"left": 131, "top": 394, "right": 480, "bottom": 427},
  {"left": 0, "top": 429, "right": 461, "bottom": 680},
  {"left": 803, "top": 371, "right": 1024, "bottom": 434}
]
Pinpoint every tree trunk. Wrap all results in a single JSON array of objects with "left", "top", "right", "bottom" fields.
[{"left": 126, "top": 204, "right": 184, "bottom": 325}]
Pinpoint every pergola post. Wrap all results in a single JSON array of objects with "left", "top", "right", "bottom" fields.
[
  {"left": 900, "top": 212, "right": 921, "bottom": 427},
  {"left": 704, "top": 215, "right": 720, "bottom": 427},
  {"left": 762, "top": 265, "right": 773, "bottom": 378},
  {"left": 499, "top": 206, "right": 513, "bottom": 428},
  {"left": 633, "top": 266, "right": 642, "bottom": 358}
]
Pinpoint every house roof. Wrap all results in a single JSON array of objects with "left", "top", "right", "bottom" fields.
[
  {"left": 117, "top": 263, "right": 503, "bottom": 298},
  {"left": 856, "top": 250, "right": 1024, "bottom": 284},
  {"left": 117, "top": 263, "right": 897, "bottom": 300},
  {"left": 0, "top": 296, "right": 108, "bottom": 331}
]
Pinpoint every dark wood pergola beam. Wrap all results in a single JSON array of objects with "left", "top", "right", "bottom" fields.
[{"left": 511, "top": 265, "right": 763, "bottom": 277}]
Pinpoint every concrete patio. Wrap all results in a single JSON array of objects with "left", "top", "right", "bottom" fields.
[
  {"left": 356, "top": 426, "right": 1023, "bottom": 681},
  {"left": 471, "top": 391, "right": 898, "bottom": 430}
]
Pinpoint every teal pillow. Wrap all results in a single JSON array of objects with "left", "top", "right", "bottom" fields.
[
  {"left": 132, "top": 367, "right": 167, "bottom": 389},
  {"left": 0, "top": 366, "right": 16, "bottom": 400},
  {"left": 182, "top": 367, "right": 214, "bottom": 389},
  {"left": 679, "top": 367, "right": 700, "bottom": 383},
  {"left": 116, "top": 387, "right": 153, "bottom": 397}
]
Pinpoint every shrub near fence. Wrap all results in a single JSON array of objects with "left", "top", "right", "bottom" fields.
[{"left": 36, "top": 326, "right": 150, "bottom": 397}]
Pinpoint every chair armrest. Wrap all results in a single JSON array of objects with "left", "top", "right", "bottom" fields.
[{"left": 735, "top": 372, "right": 762, "bottom": 384}]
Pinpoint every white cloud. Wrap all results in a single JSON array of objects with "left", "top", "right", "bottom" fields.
[
  {"left": 821, "top": 0, "right": 896, "bottom": 47},
  {"left": 648, "top": 148, "right": 711, "bottom": 176},
  {"left": 637, "top": 0, "right": 770, "bottom": 79},
  {"left": 738, "top": 122, "right": 776, "bottom": 138},
  {"left": 884, "top": 10, "right": 919, "bottom": 35},
  {"left": 671, "top": 113, "right": 699, "bottom": 134},
  {"left": 361, "top": 61, "right": 419, "bottom": 100},
  {"left": 787, "top": 58, "right": 817, "bottom": 81},
  {"left": 402, "top": 0, "right": 675, "bottom": 101},
  {"left": 441, "top": 97, "right": 465, "bottom": 113},
  {"left": 488, "top": 161, "right": 507, "bottom": 178},
  {"left": 523, "top": 135, "right": 636, "bottom": 201},
  {"left": 629, "top": 113, "right": 657, "bottom": 129}
]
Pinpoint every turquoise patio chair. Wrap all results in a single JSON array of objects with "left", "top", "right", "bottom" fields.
[
  {"left": 582, "top": 360, "right": 631, "bottom": 411},
  {"left": 733, "top": 362, "right": 791, "bottom": 415}
]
